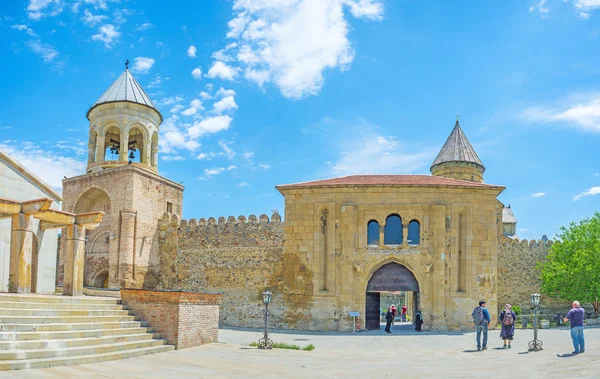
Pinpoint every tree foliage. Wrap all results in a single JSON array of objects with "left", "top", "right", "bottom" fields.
[{"left": 539, "top": 212, "right": 600, "bottom": 314}]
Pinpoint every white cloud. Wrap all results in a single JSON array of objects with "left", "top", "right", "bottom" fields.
[
  {"left": 147, "top": 74, "right": 161, "bottom": 88},
  {"left": 161, "top": 155, "right": 186, "bottom": 161},
  {"left": 199, "top": 91, "right": 212, "bottom": 100},
  {"left": 331, "top": 132, "right": 434, "bottom": 176},
  {"left": 27, "top": 0, "right": 63, "bottom": 21},
  {"left": 11, "top": 24, "right": 37, "bottom": 37},
  {"left": 92, "top": 24, "right": 120, "bottom": 48},
  {"left": 259, "top": 163, "right": 271, "bottom": 169},
  {"left": 532, "top": 192, "right": 546, "bottom": 197},
  {"left": 192, "top": 67, "right": 202, "bottom": 80},
  {"left": 213, "top": 96, "right": 238, "bottom": 113},
  {"left": 207, "top": 61, "right": 238, "bottom": 80},
  {"left": 227, "top": 165, "right": 237, "bottom": 170},
  {"left": 135, "top": 22, "right": 153, "bottom": 31},
  {"left": 187, "top": 45, "right": 197, "bottom": 58},
  {"left": 518, "top": 228, "right": 529, "bottom": 232},
  {"left": 218, "top": 0, "right": 384, "bottom": 98},
  {"left": 196, "top": 153, "right": 209, "bottom": 160},
  {"left": 205, "top": 167, "right": 225, "bottom": 176},
  {"left": 188, "top": 115, "right": 233, "bottom": 138},
  {"left": 159, "top": 116, "right": 200, "bottom": 154},
  {"left": 237, "top": 182, "right": 250, "bottom": 187},
  {"left": 573, "top": 186, "right": 600, "bottom": 201},
  {"left": 0, "top": 140, "right": 85, "bottom": 190},
  {"left": 82, "top": 9, "right": 106, "bottom": 25},
  {"left": 181, "top": 99, "right": 203, "bottom": 116},
  {"left": 26, "top": 40, "right": 59, "bottom": 62},
  {"left": 243, "top": 152, "right": 254, "bottom": 162},
  {"left": 521, "top": 93, "right": 600, "bottom": 132},
  {"left": 170, "top": 104, "right": 184, "bottom": 113},
  {"left": 574, "top": 0, "right": 600, "bottom": 18},
  {"left": 595, "top": 173, "right": 599, "bottom": 176},
  {"left": 219, "top": 141, "right": 236, "bottom": 160},
  {"left": 215, "top": 87, "right": 236, "bottom": 97},
  {"left": 130, "top": 56, "right": 154, "bottom": 74},
  {"left": 158, "top": 95, "right": 184, "bottom": 106},
  {"left": 529, "top": 0, "right": 549, "bottom": 17}
]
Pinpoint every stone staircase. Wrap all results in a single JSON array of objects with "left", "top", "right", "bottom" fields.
[{"left": 0, "top": 293, "right": 174, "bottom": 370}]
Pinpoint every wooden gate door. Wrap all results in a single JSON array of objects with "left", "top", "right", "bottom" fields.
[{"left": 365, "top": 292, "right": 381, "bottom": 330}]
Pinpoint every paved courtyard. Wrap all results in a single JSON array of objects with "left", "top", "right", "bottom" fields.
[{"left": 1, "top": 325, "right": 598, "bottom": 378}]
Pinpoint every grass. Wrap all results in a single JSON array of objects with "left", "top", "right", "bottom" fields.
[{"left": 249, "top": 341, "right": 315, "bottom": 351}]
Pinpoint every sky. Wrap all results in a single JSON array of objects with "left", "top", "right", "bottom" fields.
[{"left": 0, "top": 0, "right": 599, "bottom": 241}]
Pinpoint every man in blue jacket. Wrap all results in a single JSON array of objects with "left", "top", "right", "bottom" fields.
[{"left": 472, "top": 300, "right": 491, "bottom": 351}]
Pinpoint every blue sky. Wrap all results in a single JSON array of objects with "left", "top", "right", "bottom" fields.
[{"left": 0, "top": 0, "right": 599, "bottom": 240}]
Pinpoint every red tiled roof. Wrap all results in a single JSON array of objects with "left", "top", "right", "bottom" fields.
[{"left": 276, "top": 175, "right": 504, "bottom": 189}]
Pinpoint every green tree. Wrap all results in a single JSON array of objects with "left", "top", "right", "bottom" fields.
[{"left": 539, "top": 212, "right": 600, "bottom": 315}]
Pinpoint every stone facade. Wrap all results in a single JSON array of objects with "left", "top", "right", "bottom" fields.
[{"left": 120, "top": 289, "right": 222, "bottom": 349}]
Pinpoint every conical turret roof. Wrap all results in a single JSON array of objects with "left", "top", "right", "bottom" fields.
[
  {"left": 87, "top": 69, "right": 162, "bottom": 122},
  {"left": 431, "top": 121, "right": 483, "bottom": 169}
]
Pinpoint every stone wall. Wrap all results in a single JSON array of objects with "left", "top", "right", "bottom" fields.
[
  {"left": 497, "top": 237, "right": 569, "bottom": 315},
  {"left": 157, "top": 212, "right": 285, "bottom": 329},
  {"left": 120, "top": 289, "right": 222, "bottom": 349}
]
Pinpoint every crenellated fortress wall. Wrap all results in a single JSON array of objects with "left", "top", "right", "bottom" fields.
[
  {"left": 497, "top": 237, "right": 569, "bottom": 314},
  {"left": 157, "top": 211, "right": 287, "bottom": 328}
]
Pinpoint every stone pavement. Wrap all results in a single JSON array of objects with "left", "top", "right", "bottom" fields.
[{"left": 1, "top": 325, "right": 599, "bottom": 378}]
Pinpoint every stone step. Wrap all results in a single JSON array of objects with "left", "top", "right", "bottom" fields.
[
  {"left": 0, "top": 321, "right": 144, "bottom": 332},
  {"left": 0, "top": 327, "right": 155, "bottom": 341},
  {"left": 0, "top": 333, "right": 155, "bottom": 350},
  {"left": 0, "top": 308, "right": 132, "bottom": 317},
  {"left": 0, "top": 315, "right": 136, "bottom": 324},
  {"left": 0, "top": 338, "right": 167, "bottom": 360},
  {"left": 0, "top": 344, "right": 175, "bottom": 370},
  {"left": 0, "top": 294, "right": 120, "bottom": 305},
  {"left": 0, "top": 301, "right": 124, "bottom": 310}
]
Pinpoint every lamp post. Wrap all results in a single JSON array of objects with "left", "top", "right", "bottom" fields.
[
  {"left": 528, "top": 293, "right": 543, "bottom": 351},
  {"left": 258, "top": 290, "right": 273, "bottom": 349}
]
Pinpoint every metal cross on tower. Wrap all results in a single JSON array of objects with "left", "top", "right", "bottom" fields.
[{"left": 125, "top": 59, "right": 130, "bottom": 70}]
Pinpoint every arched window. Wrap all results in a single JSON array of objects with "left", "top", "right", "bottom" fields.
[
  {"left": 384, "top": 214, "right": 402, "bottom": 245},
  {"left": 408, "top": 220, "right": 420, "bottom": 246},
  {"left": 367, "top": 220, "right": 379, "bottom": 246}
]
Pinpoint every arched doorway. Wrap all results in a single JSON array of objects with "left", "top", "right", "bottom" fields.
[
  {"left": 73, "top": 188, "right": 111, "bottom": 289},
  {"left": 365, "top": 262, "right": 419, "bottom": 330}
]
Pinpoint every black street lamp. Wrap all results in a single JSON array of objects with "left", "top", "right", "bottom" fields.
[
  {"left": 258, "top": 290, "right": 273, "bottom": 349},
  {"left": 528, "top": 293, "right": 543, "bottom": 351}
]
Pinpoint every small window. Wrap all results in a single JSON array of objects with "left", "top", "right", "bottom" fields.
[
  {"left": 166, "top": 202, "right": 173, "bottom": 213},
  {"left": 407, "top": 220, "right": 420, "bottom": 246},
  {"left": 367, "top": 220, "right": 379, "bottom": 245},
  {"left": 384, "top": 214, "right": 403, "bottom": 245}
]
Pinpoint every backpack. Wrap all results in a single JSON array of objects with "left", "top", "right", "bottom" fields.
[
  {"left": 472, "top": 307, "right": 484, "bottom": 325},
  {"left": 503, "top": 311, "right": 514, "bottom": 326}
]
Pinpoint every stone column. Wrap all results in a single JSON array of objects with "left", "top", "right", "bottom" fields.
[
  {"left": 430, "top": 204, "right": 447, "bottom": 330},
  {"left": 142, "top": 138, "right": 152, "bottom": 165},
  {"left": 151, "top": 145, "right": 159, "bottom": 170},
  {"left": 9, "top": 213, "right": 33, "bottom": 293},
  {"left": 95, "top": 136, "right": 106, "bottom": 162},
  {"left": 63, "top": 223, "right": 86, "bottom": 296},
  {"left": 120, "top": 132, "right": 129, "bottom": 163},
  {"left": 402, "top": 225, "right": 408, "bottom": 246},
  {"left": 119, "top": 210, "right": 137, "bottom": 287},
  {"left": 87, "top": 143, "right": 95, "bottom": 166}
]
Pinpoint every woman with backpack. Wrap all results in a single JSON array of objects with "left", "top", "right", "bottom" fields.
[{"left": 500, "top": 304, "right": 517, "bottom": 348}]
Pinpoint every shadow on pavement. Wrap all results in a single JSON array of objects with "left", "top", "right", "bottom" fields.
[
  {"left": 557, "top": 353, "right": 578, "bottom": 358},
  {"left": 462, "top": 349, "right": 481, "bottom": 353}
]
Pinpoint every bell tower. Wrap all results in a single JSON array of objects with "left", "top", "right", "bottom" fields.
[
  {"left": 59, "top": 62, "right": 183, "bottom": 290},
  {"left": 86, "top": 61, "right": 161, "bottom": 174}
]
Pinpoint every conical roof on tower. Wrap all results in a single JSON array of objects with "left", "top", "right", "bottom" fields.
[
  {"left": 86, "top": 68, "right": 162, "bottom": 122},
  {"left": 430, "top": 120, "right": 484, "bottom": 169}
]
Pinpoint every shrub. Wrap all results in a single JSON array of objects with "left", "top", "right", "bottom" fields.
[
  {"left": 303, "top": 344, "right": 315, "bottom": 351},
  {"left": 512, "top": 306, "right": 522, "bottom": 316},
  {"left": 249, "top": 341, "right": 315, "bottom": 351}
]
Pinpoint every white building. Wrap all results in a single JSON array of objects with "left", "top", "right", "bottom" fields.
[{"left": 0, "top": 149, "right": 62, "bottom": 293}]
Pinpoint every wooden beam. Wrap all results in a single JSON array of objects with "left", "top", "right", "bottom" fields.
[
  {"left": 21, "top": 198, "right": 53, "bottom": 215},
  {"left": 0, "top": 198, "right": 22, "bottom": 216},
  {"left": 75, "top": 212, "right": 105, "bottom": 229},
  {"left": 35, "top": 209, "right": 76, "bottom": 225}
]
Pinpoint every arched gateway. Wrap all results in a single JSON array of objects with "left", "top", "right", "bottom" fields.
[{"left": 365, "top": 262, "right": 419, "bottom": 330}]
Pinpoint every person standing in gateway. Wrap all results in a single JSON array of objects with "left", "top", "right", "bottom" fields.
[
  {"left": 563, "top": 301, "right": 585, "bottom": 354},
  {"left": 472, "top": 300, "right": 491, "bottom": 351},
  {"left": 401, "top": 304, "right": 408, "bottom": 322}
]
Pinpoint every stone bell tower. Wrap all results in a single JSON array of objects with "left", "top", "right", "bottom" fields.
[{"left": 59, "top": 62, "right": 184, "bottom": 290}]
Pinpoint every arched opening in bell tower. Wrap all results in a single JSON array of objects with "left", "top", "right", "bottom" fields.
[
  {"left": 104, "top": 125, "right": 121, "bottom": 161},
  {"left": 127, "top": 126, "right": 145, "bottom": 164}
]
